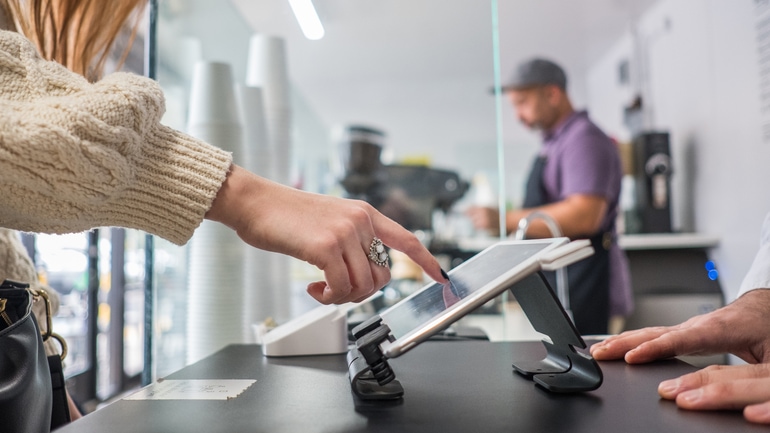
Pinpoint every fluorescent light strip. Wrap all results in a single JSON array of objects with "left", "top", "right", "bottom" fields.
[{"left": 288, "top": 0, "right": 325, "bottom": 40}]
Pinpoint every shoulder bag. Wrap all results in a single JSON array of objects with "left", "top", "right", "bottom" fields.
[{"left": 0, "top": 279, "right": 70, "bottom": 432}]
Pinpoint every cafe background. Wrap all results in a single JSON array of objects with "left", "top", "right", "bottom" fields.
[{"left": 23, "top": 0, "right": 770, "bottom": 411}]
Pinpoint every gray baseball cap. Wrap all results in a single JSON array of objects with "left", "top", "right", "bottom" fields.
[{"left": 492, "top": 58, "right": 567, "bottom": 93}]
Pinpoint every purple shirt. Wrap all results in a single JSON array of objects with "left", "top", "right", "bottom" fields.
[
  {"left": 540, "top": 111, "right": 621, "bottom": 231},
  {"left": 539, "top": 110, "right": 633, "bottom": 317}
]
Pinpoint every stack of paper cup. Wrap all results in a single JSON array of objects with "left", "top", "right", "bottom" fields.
[
  {"left": 186, "top": 221, "right": 247, "bottom": 363},
  {"left": 246, "top": 34, "right": 291, "bottom": 186},
  {"left": 185, "top": 61, "right": 248, "bottom": 363},
  {"left": 235, "top": 85, "right": 272, "bottom": 179},
  {"left": 234, "top": 84, "right": 283, "bottom": 338},
  {"left": 187, "top": 61, "right": 246, "bottom": 158},
  {"left": 245, "top": 35, "right": 294, "bottom": 326}
]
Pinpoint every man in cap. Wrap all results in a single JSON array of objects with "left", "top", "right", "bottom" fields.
[{"left": 467, "top": 57, "right": 631, "bottom": 336}]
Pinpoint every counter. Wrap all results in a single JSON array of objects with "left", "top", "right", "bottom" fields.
[
  {"left": 454, "top": 232, "right": 720, "bottom": 252},
  {"left": 618, "top": 233, "right": 719, "bottom": 250},
  {"left": 57, "top": 341, "right": 762, "bottom": 433}
]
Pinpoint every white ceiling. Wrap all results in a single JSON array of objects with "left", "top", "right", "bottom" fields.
[{"left": 230, "top": 0, "right": 659, "bottom": 165}]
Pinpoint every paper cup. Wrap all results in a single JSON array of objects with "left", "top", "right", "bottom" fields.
[{"left": 188, "top": 61, "right": 241, "bottom": 127}]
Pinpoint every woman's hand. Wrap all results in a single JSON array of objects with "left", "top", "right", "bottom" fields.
[{"left": 205, "top": 165, "right": 446, "bottom": 304}]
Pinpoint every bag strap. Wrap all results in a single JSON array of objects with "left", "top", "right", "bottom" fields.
[
  {"left": 32, "top": 287, "right": 72, "bottom": 428},
  {"left": 30, "top": 287, "right": 69, "bottom": 360},
  {"left": 48, "top": 354, "right": 72, "bottom": 429}
]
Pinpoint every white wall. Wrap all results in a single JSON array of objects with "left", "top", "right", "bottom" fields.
[{"left": 587, "top": 0, "right": 770, "bottom": 299}]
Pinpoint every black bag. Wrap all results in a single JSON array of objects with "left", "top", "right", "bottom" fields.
[{"left": 0, "top": 280, "right": 71, "bottom": 432}]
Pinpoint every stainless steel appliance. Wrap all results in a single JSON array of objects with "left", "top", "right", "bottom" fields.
[
  {"left": 338, "top": 125, "right": 469, "bottom": 232},
  {"left": 621, "top": 236, "right": 725, "bottom": 366},
  {"left": 632, "top": 132, "right": 673, "bottom": 233}
]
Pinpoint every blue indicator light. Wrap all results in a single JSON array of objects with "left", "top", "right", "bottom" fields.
[
  {"left": 705, "top": 261, "right": 715, "bottom": 271},
  {"left": 708, "top": 269, "right": 719, "bottom": 281}
]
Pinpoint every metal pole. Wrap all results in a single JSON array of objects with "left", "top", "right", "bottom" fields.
[{"left": 142, "top": 0, "right": 159, "bottom": 387}]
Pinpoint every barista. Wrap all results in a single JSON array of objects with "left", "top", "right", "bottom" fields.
[{"left": 467, "top": 58, "right": 631, "bottom": 335}]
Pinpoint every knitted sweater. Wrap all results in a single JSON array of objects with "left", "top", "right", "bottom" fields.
[{"left": 0, "top": 30, "right": 233, "bottom": 245}]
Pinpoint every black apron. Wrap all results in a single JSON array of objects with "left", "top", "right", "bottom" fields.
[{"left": 522, "top": 155, "right": 610, "bottom": 335}]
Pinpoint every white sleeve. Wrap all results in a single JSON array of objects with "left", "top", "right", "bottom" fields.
[{"left": 738, "top": 212, "right": 770, "bottom": 297}]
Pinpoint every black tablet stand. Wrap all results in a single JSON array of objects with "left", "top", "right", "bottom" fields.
[
  {"left": 508, "top": 272, "right": 603, "bottom": 392},
  {"left": 347, "top": 271, "right": 603, "bottom": 400}
]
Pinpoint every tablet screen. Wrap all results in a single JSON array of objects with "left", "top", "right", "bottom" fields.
[{"left": 380, "top": 241, "right": 555, "bottom": 344}]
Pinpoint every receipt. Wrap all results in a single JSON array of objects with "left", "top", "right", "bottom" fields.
[{"left": 124, "top": 379, "right": 256, "bottom": 401}]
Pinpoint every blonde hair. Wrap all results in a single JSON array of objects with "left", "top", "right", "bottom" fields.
[{"left": 0, "top": 0, "right": 147, "bottom": 81}]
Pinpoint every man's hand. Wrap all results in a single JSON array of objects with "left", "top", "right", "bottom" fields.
[
  {"left": 465, "top": 194, "right": 608, "bottom": 239},
  {"left": 465, "top": 206, "right": 501, "bottom": 235},
  {"left": 589, "top": 289, "right": 770, "bottom": 424},
  {"left": 657, "top": 363, "right": 770, "bottom": 424},
  {"left": 590, "top": 289, "right": 770, "bottom": 364}
]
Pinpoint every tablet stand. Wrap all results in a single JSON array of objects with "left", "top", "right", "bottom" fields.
[
  {"left": 347, "top": 271, "right": 602, "bottom": 400},
  {"left": 509, "top": 272, "right": 603, "bottom": 392},
  {"left": 347, "top": 316, "right": 404, "bottom": 400}
]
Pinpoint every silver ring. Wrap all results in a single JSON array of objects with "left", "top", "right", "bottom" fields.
[{"left": 368, "top": 237, "right": 389, "bottom": 267}]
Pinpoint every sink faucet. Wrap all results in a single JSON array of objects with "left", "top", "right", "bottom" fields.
[{"left": 513, "top": 211, "right": 571, "bottom": 316}]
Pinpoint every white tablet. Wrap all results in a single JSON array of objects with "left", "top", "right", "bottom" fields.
[{"left": 377, "top": 237, "right": 592, "bottom": 358}]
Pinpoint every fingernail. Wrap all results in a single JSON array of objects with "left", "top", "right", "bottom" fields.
[
  {"left": 658, "top": 379, "right": 680, "bottom": 396},
  {"left": 678, "top": 388, "right": 703, "bottom": 404},
  {"left": 745, "top": 403, "right": 770, "bottom": 422},
  {"left": 440, "top": 268, "right": 450, "bottom": 280}
]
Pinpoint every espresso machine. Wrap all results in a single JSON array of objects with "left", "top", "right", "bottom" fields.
[
  {"left": 338, "top": 125, "right": 469, "bottom": 232},
  {"left": 632, "top": 131, "right": 673, "bottom": 233}
]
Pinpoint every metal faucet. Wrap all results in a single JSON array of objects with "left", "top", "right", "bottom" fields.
[{"left": 514, "top": 211, "right": 571, "bottom": 316}]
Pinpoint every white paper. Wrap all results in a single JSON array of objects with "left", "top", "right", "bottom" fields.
[{"left": 124, "top": 380, "right": 256, "bottom": 401}]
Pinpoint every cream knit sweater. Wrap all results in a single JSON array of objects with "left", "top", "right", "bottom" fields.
[{"left": 0, "top": 29, "right": 233, "bottom": 244}]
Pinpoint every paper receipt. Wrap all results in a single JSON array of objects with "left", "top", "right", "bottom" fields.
[{"left": 124, "top": 379, "right": 257, "bottom": 401}]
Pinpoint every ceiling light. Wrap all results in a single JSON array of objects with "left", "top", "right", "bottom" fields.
[{"left": 288, "top": 0, "right": 325, "bottom": 40}]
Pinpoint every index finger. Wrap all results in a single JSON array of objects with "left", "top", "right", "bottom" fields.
[
  {"left": 590, "top": 327, "right": 671, "bottom": 361},
  {"left": 369, "top": 211, "right": 446, "bottom": 283},
  {"left": 620, "top": 325, "right": 724, "bottom": 364}
]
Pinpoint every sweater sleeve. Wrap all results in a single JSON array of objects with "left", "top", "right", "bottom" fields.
[{"left": 0, "top": 30, "right": 233, "bottom": 245}]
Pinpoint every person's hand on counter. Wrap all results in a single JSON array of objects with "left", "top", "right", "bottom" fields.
[
  {"left": 656, "top": 363, "right": 770, "bottom": 424},
  {"left": 206, "top": 165, "right": 447, "bottom": 305},
  {"left": 590, "top": 289, "right": 770, "bottom": 364},
  {"left": 590, "top": 288, "right": 770, "bottom": 424}
]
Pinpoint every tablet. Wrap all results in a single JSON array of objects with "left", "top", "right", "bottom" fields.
[{"left": 377, "top": 237, "right": 588, "bottom": 359}]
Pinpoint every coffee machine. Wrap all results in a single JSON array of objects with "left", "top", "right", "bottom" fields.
[
  {"left": 338, "top": 125, "right": 469, "bottom": 232},
  {"left": 632, "top": 131, "right": 673, "bottom": 233}
]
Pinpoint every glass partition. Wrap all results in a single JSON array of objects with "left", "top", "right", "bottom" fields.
[
  {"left": 149, "top": 0, "right": 655, "bottom": 377},
  {"left": 151, "top": 0, "right": 503, "bottom": 378}
]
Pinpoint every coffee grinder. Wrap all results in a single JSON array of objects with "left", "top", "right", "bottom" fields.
[
  {"left": 337, "top": 125, "right": 469, "bottom": 232},
  {"left": 632, "top": 131, "right": 673, "bottom": 233}
]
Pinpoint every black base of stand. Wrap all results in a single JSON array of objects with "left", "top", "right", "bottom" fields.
[{"left": 509, "top": 272, "right": 603, "bottom": 392}]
